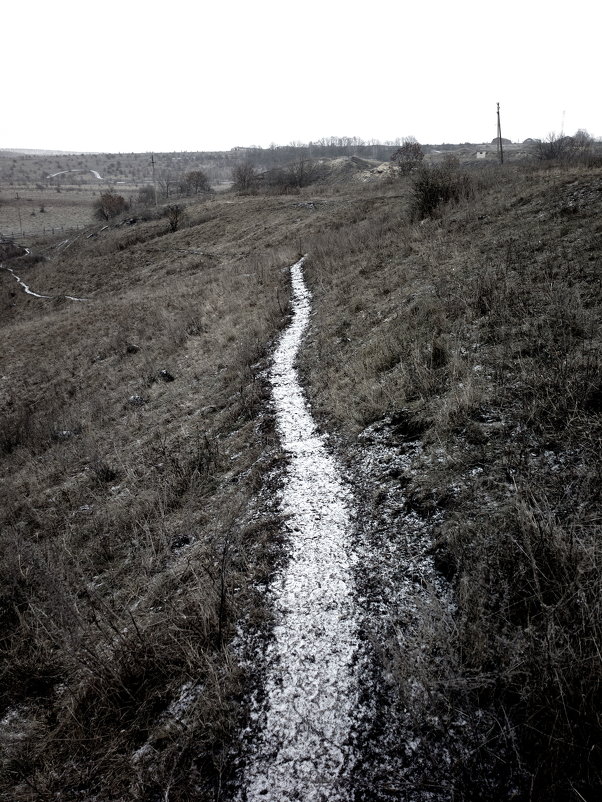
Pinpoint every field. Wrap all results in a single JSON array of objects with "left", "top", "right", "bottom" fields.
[
  {"left": 0, "top": 142, "right": 536, "bottom": 238},
  {"left": 1, "top": 150, "right": 601, "bottom": 801}
]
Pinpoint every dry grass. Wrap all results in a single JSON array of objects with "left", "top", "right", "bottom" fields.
[
  {"left": 2, "top": 162, "right": 601, "bottom": 800},
  {"left": 0, "top": 189, "right": 337, "bottom": 799},
  {"left": 301, "top": 163, "right": 602, "bottom": 799}
]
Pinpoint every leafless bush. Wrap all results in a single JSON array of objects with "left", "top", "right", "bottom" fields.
[
  {"left": 390, "top": 137, "right": 425, "bottom": 175},
  {"left": 137, "top": 184, "right": 156, "bottom": 206},
  {"left": 263, "top": 158, "right": 324, "bottom": 194},
  {"left": 535, "top": 129, "right": 595, "bottom": 163},
  {"left": 410, "top": 156, "right": 474, "bottom": 219},
  {"left": 164, "top": 203, "right": 185, "bottom": 232},
  {"left": 181, "top": 169, "right": 211, "bottom": 195},
  {"left": 93, "top": 192, "right": 129, "bottom": 221},
  {"left": 232, "top": 162, "right": 258, "bottom": 193}
]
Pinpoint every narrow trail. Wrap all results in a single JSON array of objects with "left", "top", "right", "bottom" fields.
[
  {"left": 1, "top": 263, "right": 88, "bottom": 302},
  {"left": 239, "top": 257, "right": 360, "bottom": 801}
]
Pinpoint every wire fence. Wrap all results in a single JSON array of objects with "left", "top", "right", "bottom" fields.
[{"left": 0, "top": 224, "right": 87, "bottom": 240}]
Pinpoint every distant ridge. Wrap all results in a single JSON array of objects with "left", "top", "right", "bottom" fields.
[{"left": 0, "top": 148, "right": 100, "bottom": 156}]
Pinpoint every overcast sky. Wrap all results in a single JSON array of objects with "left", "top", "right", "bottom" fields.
[{"left": 3, "top": 0, "right": 599, "bottom": 153}]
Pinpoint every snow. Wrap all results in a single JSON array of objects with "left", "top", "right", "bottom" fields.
[
  {"left": 238, "top": 258, "right": 360, "bottom": 802},
  {"left": 1, "top": 266, "right": 51, "bottom": 298},
  {"left": 1, "top": 265, "right": 88, "bottom": 302},
  {"left": 46, "top": 169, "right": 104, "bottom": 179}
]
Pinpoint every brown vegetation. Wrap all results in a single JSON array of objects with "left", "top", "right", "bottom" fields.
[
  {"left": 301, "top": 161, "right": 602, "bottom": 800},
  {"left": 1, "top": 150, "right": 601, "bottom": 800},
  {"left": 93, "top": 191, "right": 129, "bottom": 221},
  {"left": 0, "top": 193, "right": 322, "bottom": 800}
]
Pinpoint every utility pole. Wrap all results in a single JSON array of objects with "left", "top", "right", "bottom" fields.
[
  {"left": 151, "top": 153, "right": 158, "bottom": 207},
  {"left": 496, "top": 102, "right": 504, "bottom": 165}
]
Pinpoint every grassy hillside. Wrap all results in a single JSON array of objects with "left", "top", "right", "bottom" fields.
[
  {"left": 301, "top": 162, "right": 602, "bottom": 799},
  {"left": 1, "top": 159, "right": 601, "bottom": 800}
]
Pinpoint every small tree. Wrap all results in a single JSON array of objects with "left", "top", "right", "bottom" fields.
[
  {"left": 264, "top": 158, "right": 321, "bottom": 194},
  {"left": 232, "top": 162, "right": 258, "bottom": 193},
  {"left": 390, "top": 137, "right": 425, "bottom": 175},
  {"left": 93, "top": 192, "right": 128, "bottom": 221},
  {"left": 164, "top": 204, "right": 184, "bottom": 232},
  {"left": 534, "top": 132, "right": 569, "bottom": 161},
  {"left": 182, "top": 170, "right": 211, "bottom": 195},
  {"left": 571, "top": 129, "right": 594, "bottom": 160},
  {"left": 157, "top": 169, "right": 178, "bottom": 200},
  {"left": 287, "top": 157, "right": 320, "bottom": 189}
]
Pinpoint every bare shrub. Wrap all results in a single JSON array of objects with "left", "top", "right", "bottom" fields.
[
  {"left": 164, "top": 203, "right": 185, "bottom": 232},
  {"left": 390, "top": 137, "right": 425, "bottom": 175},
  {"left": 232, "top": 162, "right": 258, "bottom": 193},
  {"left": 410, "top": 156, "right": 474, "bottom": 219},
  {"left": 181, "top": 169, "right": 211, "bottom": 195},
  {"left": 535, "top": 129, "right": 595, "bottom": 164},
  {"left": 93, "top": 192, "right": 129, "bottom": 221},
  {"left": 137, "top": 184, "right": 156, "bottom": 206},
  {"left": 264, "top": 158, "right": 324, "bottom": 194}
]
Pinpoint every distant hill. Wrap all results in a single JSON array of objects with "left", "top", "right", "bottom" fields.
[{"left": 0, "top": 148, "right": 99, "bottom": 156}]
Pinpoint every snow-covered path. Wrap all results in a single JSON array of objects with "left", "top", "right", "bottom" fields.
[
  {"left": 46, "top": 169, "right": 104, "bottom": 179},
  {"left": 239, "top": 257, "right": 360, "bottom": 801},
  {"left": 1, "top": 264, "right": 88, "bottom": 302}
]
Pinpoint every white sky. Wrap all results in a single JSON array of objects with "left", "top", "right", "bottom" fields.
[{"left": 3, "top": 0, "right": 600, "bottom": 152}]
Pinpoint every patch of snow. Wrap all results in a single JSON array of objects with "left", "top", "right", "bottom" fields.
[
  {"left": 238, "top": 258, "right": 360, "bottom": 801},
  {"left": 1, "top": 266, "right": 51, "bottom": 298},
  {"left": 1, "top": 265, "right": 88, "bottom": 302},
  {"left": 46, "top": 169, "right": 104, "bottom": 179}
]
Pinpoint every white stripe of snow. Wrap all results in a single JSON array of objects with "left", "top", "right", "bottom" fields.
[
  {"left": 2, "top": 266, "right": 51, "bottom": 298},
  {"left": 1, "top": 266, "right": 88, "bottom": 302},
  {"left": 46, "top": 169, "right": 104, "bottom": 179},
  {"left": 240, "top": 257, "right": 359, "bottom": 801}
]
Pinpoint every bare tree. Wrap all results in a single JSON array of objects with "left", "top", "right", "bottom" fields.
[
  {"left": 157, "top": 168, "right": 179, "bottom": 200},
  {"left": 232, "top": 162, "right": 258, "bottom": 193},
  {"left": 571, "top": 129, "right": 594, "bottom": 159},
  {"left": 93, "top": 192, "right": 128, "bottom": 221},
  {"left": 181, "top": 170, "right": 211, "bottom": 196},
  {"left": 534, "top": 132, "right": 569, "bottom": 161},
  {"left": 287, "top": 157, "right": 320, "bottom": 189},
  {"left": 265, "top": 158, "right": 322, "bottom": 193}
]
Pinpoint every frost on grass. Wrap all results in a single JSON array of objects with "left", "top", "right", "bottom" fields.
[{"left": 238, "top": 258, "right": 360, "bottom": 802}]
